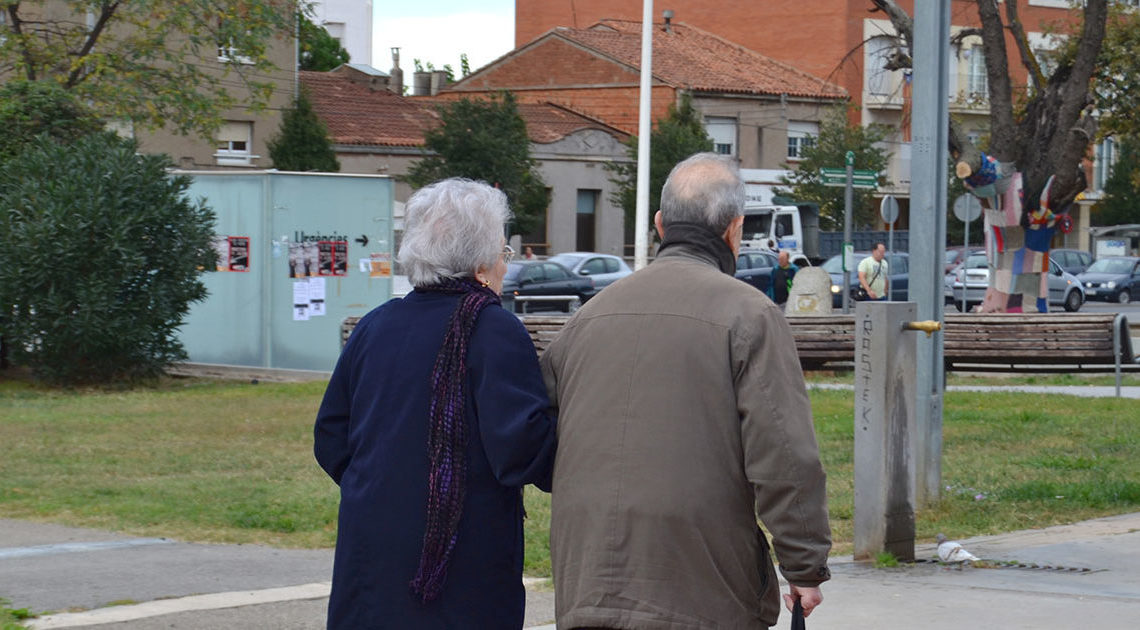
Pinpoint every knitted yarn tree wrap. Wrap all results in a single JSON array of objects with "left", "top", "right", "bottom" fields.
[{"left": 410, "top": 277, "right": 501, "bottom": 602}]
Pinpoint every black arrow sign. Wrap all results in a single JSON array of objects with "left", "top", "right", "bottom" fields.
[{"left": 355, "top": 234, "right": 369, "bottom": 247}]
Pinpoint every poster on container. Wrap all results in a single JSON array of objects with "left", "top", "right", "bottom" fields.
[
  {"left": 308, "top": 277, "right": 327, "bottom": 316},
  {"left": 227, "top": 236, "right": 249, "bottom": 271},
  {"left": 318, "top": 240, "right": 349, "bottom": 276},
  {"left": 211, "top": 235, "right": 251, "bottom": 272},
  {"left": 289, "top": 242, "right": 321, "bottom": 278}
]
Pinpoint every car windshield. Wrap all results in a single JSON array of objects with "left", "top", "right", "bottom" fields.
[
  {"left": 1086, "top": 258, "right": 1133, "bottom": 274},
  {"left": 742, "top": 214, "right": 772, "bottom": 240},
  {"left": 944, "top": 250, "right": 962, "bottom": 264},
  {"left": 504, "top": 262, "right": 524, "bottom": 280},
  {"left": 964, "top": 254, "right": 989, "bottom": 269}
]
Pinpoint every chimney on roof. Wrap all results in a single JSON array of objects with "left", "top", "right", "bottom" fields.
[
  {"left": 389, "top": 47, "right": 403, "bottom": 95},
  {"left": 663, "top": 10, "right": 674, "bottom": 33},
  {"left": 429, "top": 70, "right": 449, "bottom": 96}
]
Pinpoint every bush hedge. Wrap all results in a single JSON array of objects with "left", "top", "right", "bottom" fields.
[{"left": 0, "top": 133, "right": 216, "bottom": 384}]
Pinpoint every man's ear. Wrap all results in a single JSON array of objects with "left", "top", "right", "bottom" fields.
[
  {"left": 723, "top": 215, "right": 744, "bottom": 255},
  {"left": 654, "top": 211, "right": 665, "bottom": 239}
]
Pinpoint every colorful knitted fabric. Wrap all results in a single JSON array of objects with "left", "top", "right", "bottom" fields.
[{"left": 410, "top": 277, "right": 501, "bottom": 603}]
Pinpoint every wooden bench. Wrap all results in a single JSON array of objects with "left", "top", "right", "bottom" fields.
[
  {"left": 942, "top": 313, "right": 1136, "bottom": 374},
  {"left": 342, "top": 312, "right": 1137, "bottom": 376}
]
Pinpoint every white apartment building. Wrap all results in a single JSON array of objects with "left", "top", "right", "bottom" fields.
[{"left": 307, "top": 0, "right": 373, "bottom": 67}]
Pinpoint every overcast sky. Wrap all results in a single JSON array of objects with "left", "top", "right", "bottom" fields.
[{"left": 372, "top": 0, "right": 515, "bottom": 75}]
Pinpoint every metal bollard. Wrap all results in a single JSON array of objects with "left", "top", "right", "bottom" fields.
[{"left": 853, "top": 302, "right": 937, "bottom": 562}]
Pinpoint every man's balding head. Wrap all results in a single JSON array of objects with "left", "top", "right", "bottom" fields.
[{"left": 659, "top": 153, "right": 745, "bottom": 234}]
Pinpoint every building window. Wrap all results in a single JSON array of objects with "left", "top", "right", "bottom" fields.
[
  {"left": 787, "top": 121, "right": 818, "bottom": 161},
  {"left": 865, "top": 36, "right": 895, "bottom": 97},
  {"left": 576, "top": 189, "right": 599, "bottom": 252},
  {"left": 324, "top": 21, "right": 346, "bottom": 47},
  {"left": 705, "top": 117, "right": 736, "bottom": 157},
  {"left": 1094, "top": 136, "right": 1116, "bottom": 192},
  {"left": 215, "top": 121, "right": 254, "bottom": 166},
  {"left": 967, "top": 46, "right": 988, "bottom": 98}
]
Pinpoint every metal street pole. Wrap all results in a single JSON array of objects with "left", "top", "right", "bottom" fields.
[
  {"left": 842, "top": 151, "right": 854, "bottom": 314},
  {"left": 633, "top": 0, "right": 654, "bottom": 270},
  {"left": 911, "top": 0, "right": 951, "bottom": 506}
]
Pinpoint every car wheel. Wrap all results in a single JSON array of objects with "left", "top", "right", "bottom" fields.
[
  {"left": 1064, "top": 289, "right": 1082, "bottom": 312},
  {"left": 1119, "top": 289, "right": 1131, "bottom": 305}
]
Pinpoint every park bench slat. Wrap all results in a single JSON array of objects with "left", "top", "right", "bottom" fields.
[{"left": 339, "top": 310, "right": 1134, "bottom": 374}]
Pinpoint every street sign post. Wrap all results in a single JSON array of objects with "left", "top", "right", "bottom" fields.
[
  {"left": 881, "top": 195, "right": 900, "bottom": 300},
  {"left": 833, "top": 153, "right": 881, "bottom": 312},
  {"left": 951, "top": 194, "right": 982, "bottom": 313}
]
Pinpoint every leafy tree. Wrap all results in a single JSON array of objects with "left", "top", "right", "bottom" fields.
[
  {"left": 776, "top": 107, "right": 892, "bottom": 230},
  {"left": 268, "top": 90, "right": 340, "bottom": 172},
  {"left": 607, "top": 93, "right": 713, "bottom": 232},
  {"left": 0, "top": 133, "right": 217, "bottom": 385},
  {"left": 0, "top": 1, "right": 295, "bottom": 137},
  {"left": 299, "top": 12, "right": 350, "bottom": 71},
  {"left": 404, "top": 92, "right": 547, "bottom": 235},
  {"left": 0, "top": 80, "right": 104, "bottom": 163},
  {"left": 1094, "top": 135, "right": 1140, "bottom": 226}
]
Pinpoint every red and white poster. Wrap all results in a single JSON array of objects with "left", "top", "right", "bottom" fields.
[
  {"left": 318, "top": 240, "right": 348, "bottom": 277},
  {"left": 211, "top": 234, "right": 250, "bottom": 272}
]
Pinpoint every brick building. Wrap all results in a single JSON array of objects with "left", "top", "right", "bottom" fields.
[
  {"left": 444, "top": 19, "right": 847, "bottom": 173},
  {"left": 301, "top": 69, "right": 632, "bottom": 256},
  {"left": 515, "top": 1, "right": 1093, "bottom": 233}
]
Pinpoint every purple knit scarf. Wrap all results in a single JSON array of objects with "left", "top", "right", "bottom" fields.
[{"left": 410, "top": 276, "right": 501, "bottom": 603}]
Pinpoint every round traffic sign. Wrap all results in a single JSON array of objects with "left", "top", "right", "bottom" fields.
[
  {"left": 880, "top": 195, "right": 900, "bottom": 224},
  {"left": 952, "top": 194, "right": 982, "bottom": 223}
]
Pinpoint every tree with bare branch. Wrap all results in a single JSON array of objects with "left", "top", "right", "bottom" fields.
[{"left": 869, "top": 0, "right": 1108, "bottom": 312}]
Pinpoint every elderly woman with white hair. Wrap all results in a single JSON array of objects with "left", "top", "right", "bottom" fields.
[{"left": 314, "top": 178, "right": 557, "bottom": 629}]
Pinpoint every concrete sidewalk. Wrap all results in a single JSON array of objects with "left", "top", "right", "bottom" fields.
[
  {"left": 4, "top": 513, "right": 1139, "bottom": 628},
  {"left": 810, "top": 382, "right": 1140, "bottom": 398}
]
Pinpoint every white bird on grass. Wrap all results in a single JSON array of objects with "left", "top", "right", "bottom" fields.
[{"left": 936, "top": 533, "right": 980, "bottom": 563}]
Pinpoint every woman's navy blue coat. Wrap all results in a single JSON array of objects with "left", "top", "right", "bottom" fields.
[{"left": 314, "top": 290, "right": 557, "bottom": 629}]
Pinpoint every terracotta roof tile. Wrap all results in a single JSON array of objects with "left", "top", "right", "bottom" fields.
[
  {"left": 556, "top": 20, "right": 846, "bottom": 99},
  {"left": 300, "top": 71, "right": 628, "bottom": 147},
  {"left": 300, "top": 71, "right": 436, "bottom": 147}
]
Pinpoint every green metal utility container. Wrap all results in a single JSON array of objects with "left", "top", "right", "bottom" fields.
[{"left": 178, "top": 171, "right": 394, "bottom": 371}]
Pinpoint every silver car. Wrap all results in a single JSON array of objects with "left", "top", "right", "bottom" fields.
[
  {"left": 945, "top": 253, "right": 1085, "bottom": 312},
  {"left": 546, "top": 252, "right": 633, "bottom": 289}
]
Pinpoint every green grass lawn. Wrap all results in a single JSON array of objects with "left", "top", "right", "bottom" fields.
[{"left": 2, "top": 372, "right": 1138, "bottom": 576}]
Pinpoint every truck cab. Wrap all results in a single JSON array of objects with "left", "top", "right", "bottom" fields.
[{"left": 740, "top": 203, "right": 820, "bottom": 266}]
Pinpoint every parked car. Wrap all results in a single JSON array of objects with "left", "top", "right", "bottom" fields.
[
  {"left": 1077, "top": 256, "right": 1140, "bottom": 304},
  {"left": 944, "top": 246, "right": 985, "bottom": 274},
  {"left": 501, "top": 260, "right": 596, "bottom": 313},
  {"left": 546, "top": 252, "right": 633, "bottom": 289},
  {"left": 1051, "top": 248, "right": 1094, "bottom": 276},
  {"left": 822, "top": 252, "right": 909, "bottom": 307},
  {"left": 734, "top": 249, "right": 779, "bottom": 293},
  {"left": 944, "top": 253, "right": 1085, "bottom": 312}
]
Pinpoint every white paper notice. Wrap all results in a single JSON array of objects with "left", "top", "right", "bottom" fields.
[
  {"left": 308, "top": 277, "right": 327, "bottom": 317},
  {"left": 359, "top": 258, "right": 371, "bottom": 273},
  {"left": 292, "top": 280, "right": 310, "bottom": 321}
]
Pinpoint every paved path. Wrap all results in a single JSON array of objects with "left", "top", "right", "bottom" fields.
[
  {"left": 5, "top": 513, "right": 1140, "bottom": 628},
  {"left": 810, "top": 382, "right": 1140, "bottom": 398}
]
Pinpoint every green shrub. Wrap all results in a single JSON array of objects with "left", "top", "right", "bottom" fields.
[
  {"left": 0, "top": 80, "right": 104, "bottom": 164},
  {"left": 0, "top": 133, "right": 216, "bottom": 385}
]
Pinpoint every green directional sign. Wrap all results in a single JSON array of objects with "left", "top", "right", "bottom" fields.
[{"left": 820, "top": 167, "right": 879, "bottom": 189}]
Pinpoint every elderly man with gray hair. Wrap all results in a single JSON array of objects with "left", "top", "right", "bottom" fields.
[{"left": 541, "top": 153, "right": 831, "bottom": 629}]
